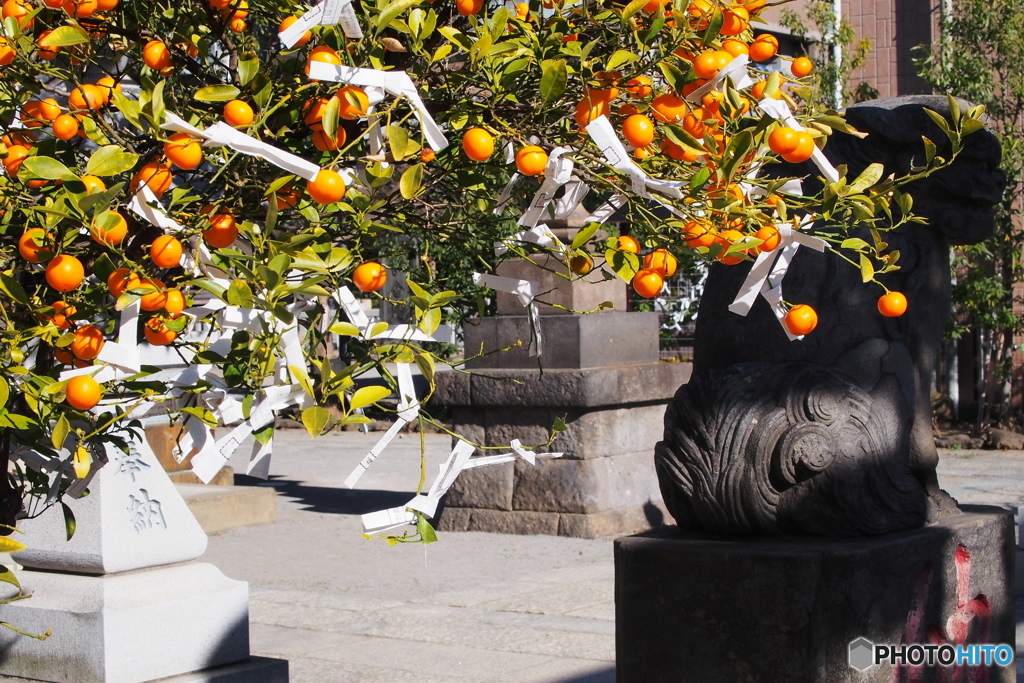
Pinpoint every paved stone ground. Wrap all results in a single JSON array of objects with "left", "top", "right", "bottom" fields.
[{"left": 204, "top": 431, "right": 1024, "bottom": 682}]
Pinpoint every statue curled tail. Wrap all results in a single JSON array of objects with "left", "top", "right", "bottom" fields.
[{"left": 655, "top": 362, "right": 928, "bottom": 537}]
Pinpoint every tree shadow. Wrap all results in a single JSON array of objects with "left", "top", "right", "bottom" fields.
[{"left": 235, "top": 473, "right": 413, "bottom": 516}]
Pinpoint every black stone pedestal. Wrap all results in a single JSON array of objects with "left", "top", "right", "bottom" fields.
[{"left": 615, "top": 505, "right": 1015, "bottom": 682}]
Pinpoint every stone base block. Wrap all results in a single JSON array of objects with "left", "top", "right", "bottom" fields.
[
  {"left": 495, "top": 256, "right": 627, "bottom": 316},
  {"left": 0, "top": 563, "right": 250, "bottom": 683},
  {"left": 437, "top": 501, "right": 668, "bottom": 539},
  {"left": 0, "top": 656, "right": 288, "bottom": 683},
  {"left": 615, "top": 506, "right": 1015, "bottom": 683},
  {"left": 463, "top": 312, "right": 659, "bottom": 369},
  {"left": 176, "top": 483, "right": 277, "bottom": 534}
]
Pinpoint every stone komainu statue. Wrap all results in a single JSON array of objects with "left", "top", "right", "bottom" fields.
[{"left": 655, "top": 96, "right": 1006, "bottom": 537}]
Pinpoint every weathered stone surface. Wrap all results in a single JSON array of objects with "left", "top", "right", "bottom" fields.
[
  {"left": 558, "top": 504, "right": 667, "bottom": 539},
  {"left": 935, "top": 433, "right": 986, "bottom": 450},
  {"left": 511, "top": 452, "right": 663, "bottom": 514},
  {"left": 435, "top": 363, "right": 691, "bottom": 408},
  {"left": 495, "top": 256, "right": 627, "bottom": 316},
  {"left": 436, "top": 504, "right": 666, "bottom": 539},
  {"left": 616, "top": 506, "right": 1015, "bottom": 682},
  {"left": 175, "top": 483, "right": 278, "bottom": 534},
  {"left": 985, "top": 428, "right": 1024, "bottom": 451},
  {"left": 441, "top": 508, "right": 561, "bottom": 536},
  {"left": 444, "top": 462, "right": 514, "bottom": 510},
  {"left": 463, "top": 312, "right": 659, "bottom": 369},
  {"left": 0, "top": 563, "right": 250, "bottom": 683}
]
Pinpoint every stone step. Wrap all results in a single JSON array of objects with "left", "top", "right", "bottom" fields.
[{"left": 175, "top": 484, "right": 277, "bottom": 534}]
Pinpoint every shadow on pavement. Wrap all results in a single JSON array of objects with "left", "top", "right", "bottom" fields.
[
  {"left": 557, "top": 666, "right": 615, "bottom": 682},
  {"left": 235, "top": 474, "right": 413, "bottom": 515}
]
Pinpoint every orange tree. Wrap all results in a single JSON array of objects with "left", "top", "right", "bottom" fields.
[{"left": 0, "top": 0, "right": 981, "bottom": 542}]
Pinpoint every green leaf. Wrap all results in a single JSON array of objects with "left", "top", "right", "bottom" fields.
[
  {"left": 301, "top": 406, "right": 331, "bottom": 438},
  {"left": 552, "top": 415, "right": 567, "bottom": 433},
  {"left": 0, "top": 377, "right": 7, "bottom": 411},
  {"left": 39, "top": 25, "right": 88, "bottom": 47},
  {"left": 0, "top": 564, "right": 21, "bottom": 590},
  {"left": 61, "top": 502, "right": 76, "bottom": 541},
  {"left": 194, "top": 85, "right": 241, "bottom": 102},
  {"left": 406, "top": 279, "right": 430, "bottom": 300},
  {"left": 859, "top": 253, "right": 874, "bottom": 283},
  {"left": 86, "top": 146, "right": 139, "bottom": 176},
  {"left": 399, "top": 164, "right": 423, "bottom": 199},
  {"left": 840, "top": 238, "right": 870, "bottom": 251},
  {"left": 387, "top": 125, "right": 410, "bottom": 161},
  {"left": 604, "top": 248, "right": 640, "bottom": 282},
  {"left": 605, "top": 50, "right": 638, "bottom": 72},
  {"left": 620, "top": 0, "right": 649, "bottom": 22},
  {"left": 238, "top": 52, "right": 259, "bottom": 87},
  {"left": 377, "top": 0, "right": 421, "bottom": 33},
  {"left": 414, "top": 353, "right": 435, "bottom": 385},
  {"left": 416, "top": 515, "right": 438, "bottom": 543},
  {"left": 51, "top": 415, "right": 70, "bottom": 450},
  {"left": 539, "top": 59, "right": 568, "bottom": 104},
  {"left": 349, "top": 385, "right": 391, "bottom": 411},
  {"left": 330, "top": 321, "right": 363, "bottom": 337},
  {"left": 369, "top": 321, "right": 390, "bottom": 338},
  {"left": 21, "top": 156, "right": 75, "bottom": 181},
  {"left": 323, "top": 96, "right": 340, "bottom": 140},
  {"left": 850, "top": 163, "right": 884, "bottom": 193},
  {"left": 182, "top": 406, "right": 218, "bottom": 427},
  {"left": 419, "top": 307, "right": 441, "bottom": 335},
  {"left": 290, "top": 364, "right": 316, "bottom": 396},
  {"left": 0, "top": 274, "right": 28, "bottom": 305},
  {"left": 0, "top": 537, "right": 25, "bottom": 554},
  {"left": 571, "top": 223, "right": 600, "bottom": 250},
  {"left": 922, "top": 136, "right": 937, "bottom": 165},
  {"left": 225, "top": 280, "right": 254, "bottom": 308}
]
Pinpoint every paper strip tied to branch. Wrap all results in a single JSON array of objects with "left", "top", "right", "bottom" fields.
[
  {"left": 684, "top": 54, "right": 753, "bottom": 104},
  {"left": 334, "top": 286, "right": 442, "bottom": 342},
  {"left": 514, "top": 147, "right": 589, "bottom": 230},
  {"left": 279, "top": 0, "right": 362, "bottom": 47},
  {"left": 585, "top": 116, "right": 684, "bottom": 199},
  {"left": 305, "top": 63, "right": 448, "bottom": 152},
  {"left": 343, "top": 362, "right": 419, "bottom": 488},
  {"left": 472, "top": 272, "right": 542, "bottom": 357},
  {"left": 758, "top": 99, "right": 840, "bottom": 184}
]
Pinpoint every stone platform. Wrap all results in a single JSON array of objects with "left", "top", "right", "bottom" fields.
[{"left": 615, "top": 505, "right": 1015, "bottom": 682}]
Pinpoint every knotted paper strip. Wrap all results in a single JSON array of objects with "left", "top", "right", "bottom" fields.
[
  {"left": 279, "top": 0, "right": 362, "bottom": 47},
  {"left": 585, "top": 116, "right": 684, "bottom": 198},
  {"left": 472, "top": 272, "right": 542, "bottom": 357}
]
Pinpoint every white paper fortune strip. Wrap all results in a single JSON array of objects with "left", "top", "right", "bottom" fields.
[
  {"left": 304, "top": 63, "right": 448, "bottom": 151},
  {"left": 471, "top": 272, "right": 542, "bottom": 357},
  {"left": 585, "top": 116, "right": 685, "bottom": 199},
  {"left": 684, "top": 54, "right": 754, "bottom": 104},
  {"left": 515, "top": 147, "right": 588, "bottom": 229},
  {"left": 461, "top": 439, "right": 563, "bottom": 469},
  {"left": 344, "top": 415, "right": 407, "bottom": 489},
  {"left": 493, "top": 224, "right": 565, "bottom": 258},
  {"left": 162, "top": 112, "right": 321, "bottom": 180},
  {"left": 758, "top": 99, "right": 840, "bottom": 184},
  {"left": 585, "top": 193, "right": 628, "bottom": 224},
  {"left": 333, "top": 286, "right": 441, "bottom": 342},
  {"left": 279, "top": 0, "right": 362, "bottom": 47},
  {"left": 393, "top": 361, "right": 419, "bottom": 422}
]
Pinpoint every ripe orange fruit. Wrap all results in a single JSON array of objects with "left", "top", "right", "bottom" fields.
[
  {"left": 0, "top": 37, "right": 16, "bottom": 65},
  {"left": 96, "top": 76, "right": 119, "bottom": 103},
  {"left": 18, "top": 228, "right": 51, "bottom": 263},
  {"left": 65, "top": 375, "right": 102, "bottom": 410},
  {"left": 515, "top": 145, "right": 548, "bottom": 176},
  {"left": 753, "top": 225, "right": 780, "bottom": 253},
  {"left": 3, "top": 144, "right": 29, "bottom": 176},
  {"left": 622, "top": 114, "right": 655, "bottom": 148},
  {"left": 720, "top": 5, "right": 749, "bottom": 35},
  {"left": 144, "top": 317, "right": 178, "bottom": 346},
  {"left": 625, "top": 75, "right": 653, "bottom": 98},
  {"left": 767, "top": 127, "right": 800, "bottom": 156},
  {"left": 877, "top": 291, "right": 907, "bottom": 317},
  {"left": 456, "top": 0, "right": 483, "bottom": 16},
  {"left": 150, "top": 234, "right": 183, "bottom": 268},
  {"left": 95, "top": 0, "right": 117, "bottom": 10},
  {"left": 280, "top": 16, "right": 312, "bottom": 47},
  {"left": 229, "top": 18, "right": 246, "bottom": 32},
  {"left": 790, "top": 56, "right": 813, "bottom": 78},
  {"left": 616, "top": 235, "right": 641, "bottom": 253},
  {"left": 46, "top": 254, "right": 85, "bottom": 291},
  {"left": 682, "top": 108, "right": 706, "bottom": 139},
  {"left": 52, "top": 114, "right": 80, "bottom": 140},
  {"left": 48, "top": 300, "right": 76, "bottom": 330},
  {"left": 63, "top": 0, "right": 97, "bottom": 17},
  {"left": 2, "top": 0, "right": 33, "bottom": 29},
  {"left": 693, "top": 50, "right": 732, "bottom": 80},
  {"left": 722, "top": 39, "right": 749, "bottom": 57},
  {"left": 335, "top": 85, "right": 369, "bottom": 120},
  {"left": 71, "top": 325, "right": 105, "bottom": 360},
  {"left": 651, "top": 93, "right": 688, "bottom": 123},
  {"left": 107, "top": 268, "right": 140, "bottom": 297},
  {"left": 163, "top": 289, "right": 185, "bottom": 314},
  {"left": 304, "top": 45, "right": 341, "bottom": 78},
  {"left": 352, "top": 262, "right": 387, "bottom": 292},
  {"left": 643, "top": 248, "right": 678, "bottom": 277},
  {"left": 22, "top": 99, "right": 61, "bottom": 126},
  {"left": 223, "top": 99, "right": 254, "bottom": 127},
  {"left": 785, "top": 304, "right": 817, "bottom": 336},
  {"left": 632, "top": 269, "right": 664, "bottom": 298},
  {"left": 749, "top": 34, "right": 778, "bottom": 62},
  {"left": 130, "top": 162, "right": 173, "bottom": 197},
  {"left": 68, "top": 84, "right": 104, "bottom": 112},
  {"left": 203, "top": 209, "right": 238, "bottom": 247},
  {"left": 91, "top": 211, "right": 128, "bottom": 246},
  {"left": 312, "top": 127, "right": 347, "bottom": 151},
  {"left": 307, "top": 169, "right": 347, "bottom": 204},
  {"left": 716, "top": 228, "right": 746, "bottom": 264},
  {"left": 164, "top": 132, "right": 203, "bottom": 170},
  {"left": 568, "top": 254, "right": 593, "bottom": 275},
  {"left": 143, "top": 40, "right": 172, "bottom": 71},
  {"left": 462, "top": 128, "right": 494, "bottom": 161},
  {"left": 661, "top": 139, "right": 701, "bottom": 162},
  {"left": 574, "top": 97, "right": 610, "bottom": 128},
  {"left": 781, "top": 131, "right": 815, "bottom": 163},
  {"left": 303, "top": 97, "right": 330, "bottom": 130},
  {"left": 750, "top": 80, "right": 781, "bottom": 100},
  {"left": 420, "top": 148, "right": 436, "bottom": 163},
  {"left": 137, "top": 278, "right": 167, "bottom": 311}
]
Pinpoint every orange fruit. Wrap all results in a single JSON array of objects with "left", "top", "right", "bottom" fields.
[
  {"left": 719, "top": 5, "right": 748, "bottom": 36},
  {"left": 107, "top": 268, "right": 140, "bottom": 297},
  {"left": 4, "top": 144, "right": 30, "bottom": 176},
  {"left": 203, "top": 209, "right": 238, "bottom": 247},
  {"left": 781, "top": 131, "right": 815, "bottom": 163},
  {"left": 716, "top": 228, "right": 746, "bottom": 264},
  {"left": 91, "top": 211, "right": 128, "bottom": 245},
  {"left": 693, "top": 50, "right": 732, "bottom": 80},
  {"left": 150, "top": 234, "right": 183, "bottom": 268},
  {"left": 143, "top": 40, "right": 172, "bottom": 71},
  {"left": 456, "top": 0, "right": 483, "bottom": 16},
  {"left": 352, "top": 261, "right": 387, "bottom": 292},
  {"left": 462, "top": 128, "right": 494, "bottom": 161},
  {"left": 95, "top": 0, "right": 117, "bottom": 9},
  {"left": 229, "top": 18, "right": 246, "bottom": 32},
  {"left": 753, "top": 225, "right": 780, "bottom": 253},
  {"left": 625, "top": 75, "right": 652, "bottom": 98},
  {"left": 223, "top": 99, "right": 254, "bottom": 127},
  {"left": 65, "top": 375, "right": 102, "bottom": 410},
  {"left": 515, "top": 145, "right": 548, "bottom": 176},
  {"left": 791, "top": 56, "right": 813, "bottom": 78},
  {"left": 63, "top": 0, "right": 97, "bottom": 17},
  {"left": 280, "top": 16, "right": 312, "bottom": 47},
  {"left": 749, "top": 35, "right": 778, "bottom": 62},
  {"left": 307, "top": 169, "right": 347, "bottom": 204},
  {"left": 741, "top": 0, "right": 766, "bottom": 11},
  {"left": 767, "top": 127, "right": 800, "bottom": 155},
  {"left": 0, "top": 37, "right": 16, "bottom": 66},
  {"left": 643, "top": 248, "right": 678, "bottom": 277},
  {"left": 80, "top": 175, "right": 105, "bottom": 194},
  {"left": 96, "top": 76, "right": 119, "bottom": 103},
  {"left": 686, "top": 0, "right": 712, "bottom": 27},
  {"left": 163, "top": 289, "right": 185, "bottom": 314},
  {"left": 18, "top": 228, "right": 51, "bottom": 263},
  {"left": 47, "top": 300, "right": 76, "bottom": 330},
  {"left": 661, "top": 139, "right": 701, "bottom": 162},
  {"left": 144, "top": 317, "right": 178, "bottom": 346},
  {"left": 71, "top": 325, "right": 105, "bottom": 360},
  {"left": 420, "top": 148, "right": 436, "bottom": 163},
  {"left": 2, "top": 0, "right": 33, "bottom": 29},
  {"left": 785, "top": 304, "right": 817, "bottom": 336},
  {"left": 750, "top": 80, "right": 781, "bottom": 100},
  {"left": 52, "top": 114, "right": 80, "bottom": 140},
  {"left": 574, "top": 97, "right": 610, "bottom": 128},
  {"left": 22, "top": 99, "right": 60, "bottom": 126},
  {"left": 136, "top": 278, "right": 167, "bottom": 311},
  {"left": 682, "top": 107, "right": 706, "bottom": 138},
  {"left": 568, "top": 254, "right": 593, "bottom": 275},
  {"left": 303, "top": 97, "right": 330, "bottom": 129},
  {"left": 722, "top": 39, "right": 749, "bottom": 57},
  {"left": 304, "top": 45, "right": 341, "bottom": 78},
  {"left": 130, "top": 162, "right": 173, "bottom": 197},
  {"left": 616, "top": 235, "right": 641, "bottom": 253},
  {"left": 622, "top": 114, "right": 655, "bottom": 148},
  {"left": 618, "top": 102, "right": 640, "bottom": 117},
  {"left": 274, "top": 186, "right": 299, "bottom": 209},
  {"left": 877, "top": 291, "right": 907, "bottom": 318},
  {"left": 163, "top": 132, "right": 203, "bottom": 170},
  {"left": 68, "top": 84, "right": 104, "bottom": 112},
  {"left": 46, "top": 254, "right": 85, "bottom": 291},
  {"left": 335, "top": 85, "right": 369, "bottom": 120},
  {"left": 632, "top": 269, "right": 664, "bottom": 298},
  {"left": 312, "top": 127, "right": 347, "bottom": 151},
  {"left": 220, "top": 0, "right": 247, "bottom": 19},
  {"left": 651, "top": 93, "right": 688, "bottom": 123}
]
